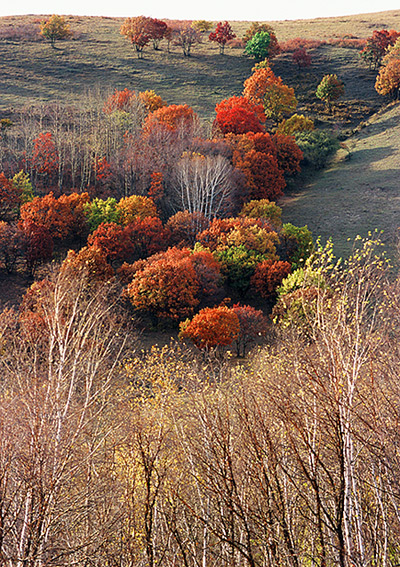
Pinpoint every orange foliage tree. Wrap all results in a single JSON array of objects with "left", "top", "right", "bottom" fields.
[
  {"left": 144, "top": 104, "right": 198, "bottom": 132},
  {"left": 87, "top": 222, "right": 133, "bottom": 265},
  {"left": 116, "top": 194, "right": 158, "bottom": 225},
  {"left": 19, "top": 192, "right": 90, "bottom": 241},
  {"left": 103, "top": 88, "right": 139, "bottom": 113},
  {"left": 243, "top": 65, "right": 297, "bottom": 122},
  {"left": 179, "top": 305, "right": 239, "bottom": 349},
  {"left": 375, "top": 58, "right": 400, "bottom": 98},
  {"left": 120, "top": 16, "right": 151, "bottom": 58},
  {"left": 124, "top": 247, "right": 201, "bottom": 322},
  {"left": 272, "top": 133, "right": 303, "bottom": 176}
]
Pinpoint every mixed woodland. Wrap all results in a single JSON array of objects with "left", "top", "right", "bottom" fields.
[{"left": 0, "top": 13, "right": 400, "bottom": 567}]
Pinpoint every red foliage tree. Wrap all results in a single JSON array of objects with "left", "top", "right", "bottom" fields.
[
  {"left": 361, "top": 29, "right": 400, "bottom": 69},
  {"left": 214, "top": 96, "right": 265, "bottom": 135},
  {"left": 272, "top": 133, "right": 303, "bottom": 176},
  {"left": 19, "top": 192, "right": 90, "bottom": 241},
  {"left": 250, "top": 258, "right": 292, "bottom": 298},
  {"left": 0, "top": 173, "right": 22, "bottom": 220},
  {"left": 166, "top": 210, "right": 209, "bottom": 247},
  {"left": 87, "top": 222, "right": 133, "bottom": 265},
  {"left": 231, "top": 303, "right": 268, "bottom": 357},
  {"left": 125, "top": 216, "right": 171, "bottom": 261},
  {"left": 179, "top": 305, "right": 239, "bottom": 349},
  {"left": 20, "top": 220, "right": 54, "bottom": 277},
  {"left": 103, "top": 88, "right": 138, "bottom": 114},
  {"left": 124, "top": 247, "right": 201, "bottom": 322},
  {"left": 0, "top": 222, "right": 26, "bottom": 273},
  {"left": 147, "top": 18, "right": 168, "bottom": 49},
  {"left": 209, "top": 21, "right": 236, "bottom": 54},
  {"left": 191, "top": 248, "right": 222, "bottom": 303},
  {"left": 120, "top": 16, "right": 151, "bottom": 58},
  {"left": 32, "top": 132, "right": 59, "bottom": 182}
]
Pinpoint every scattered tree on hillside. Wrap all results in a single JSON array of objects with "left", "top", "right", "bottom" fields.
[
  {"left": 209, "top": 21, "right": 236, "bottom": 54},
  {"left": 375, "top": 58, "right": 400, "bottom": 98},
  {"left": 316, "top": 74, "right": 345, "bottom": 111},
  {"left": 173, "top": 24, "right": 202, "bottom": 56},
  {"left": 361, "top": 29, "right": 400, "bottom": 70},
  {"left": 245, "top": 31, "right": 276, "bottom": 61},
  {"left": 39, "top": 15, "right": 72, "bottom": 48},
  {"left": 120, "top": 16, "right": 151, "bottom": 58},
  {"left": 192, "top": 20, "right": 213, "bottom": 33},
  {"left": 292, "top": 48, "right": 312, "bottom": 69}
]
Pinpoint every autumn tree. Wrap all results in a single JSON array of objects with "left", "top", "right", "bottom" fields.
[
  {"left": 147, "top": 18, "right": 168, "bottom": 50},
  {"left": 173, "top": 24, "right": 202, "bottom": 56},
  {"left": 239, "top": 198, "right": 282, "bottom": 229},
  {"left": 209, "top": 21, "right": 236, "bottom": 54},
  {"left": 20, "top": 220, "right": 54, "bottom": 277},
  {"left": 292, "top": 47, "right": 312, "bottom": 69},
  {"left": 276, "top": 113, "right": 314, "bottom": 136},
  {"left": 0, "top": 172, "right": 22, "bottom": 220},
  {"left": 272, "top": 133, "right": 303, "bottom": 176},
  {"left": 103, "top": 88, "right": 141, "bottom": 114},
  {"left": 243, "top": 22, "right": 280, "bottom": 59},
  {"left": 179, "top": 305, "right": 239, "bottom": 350},
  {"left": 361, "top": 29, "right": 400, "bottom": 69},
  {"left": 124, "top": 216, "right": 171, "bottom": 261},
  {"left": 124, "top": 247, "right": 201, "bottom": 323},
  {"left": 139, "top": 90, "right": 167, "bottom": 113},
  {"left": 31, "top": 132, "right": 59, "bottom": 185},
  {"left": 231, "top": 303, "right": 267, "bottom": 356},
  {"left": 40, "top": 14, "right": 72, "bottom": 48},
  {"left": 192, "top": 20, "right": 213, "bottom": 33},
  {"left": 116, "top": 194, "right": 158, "bottom": 225},
  {"left": 316, "top": 74, "right": 345, "bottom": 111},
  {"left": 243, "top": 65, "right": 297, "bottom": 122},
  {"left": 166, "top": 210, "right": 209, "bottom": 247},
  {"left": 375, "top": 58, "right": 400, "bottom": 98},
  {"left": 144, "top": 104, "right": 198, "bottom": 133},
  {"left": 214, "top": 95, "right": 265, "bottom": 135},
  {"left": 120, "top": 16, "right": 152, "bottom": 58},
  {"left": 250, "top": 258, "right": 292, "bottom": 299}
]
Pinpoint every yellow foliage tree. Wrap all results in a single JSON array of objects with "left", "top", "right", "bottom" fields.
[{"left": 40, "top": 15, "right": 72, "bottom": 48}]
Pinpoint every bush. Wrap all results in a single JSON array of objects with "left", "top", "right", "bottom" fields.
[{"left": 295, "top": 130, "right": 339, "bottom": 169}]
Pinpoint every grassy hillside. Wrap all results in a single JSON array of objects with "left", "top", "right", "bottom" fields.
[{"left": 0, "top": 10, "right": 399, "bottom": 123}]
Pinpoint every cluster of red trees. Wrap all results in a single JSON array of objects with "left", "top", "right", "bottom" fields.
[{"left": 0, "top": 57, "right": 315, "bottom": 347}]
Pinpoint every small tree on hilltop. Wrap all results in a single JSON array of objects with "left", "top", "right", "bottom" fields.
[
  {"left": 40, "top": 15, "right": 72, "bottom": 48},
  {"left": 316, "top": 74, "right": 345, "bottom": 111},
  {"left": 209, "top": 21, "right": 236, "bottom": 54}
]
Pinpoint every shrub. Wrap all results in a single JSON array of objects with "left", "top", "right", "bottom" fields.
[{"left": 295, "top": 130, "right": 339, "bottom": 169}]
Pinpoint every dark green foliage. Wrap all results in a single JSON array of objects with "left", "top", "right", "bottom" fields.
[{"left": 295, "top": 130, "right": 339, "bottom": 169}]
